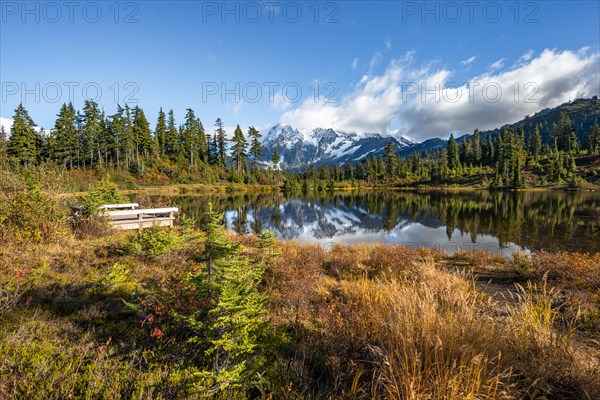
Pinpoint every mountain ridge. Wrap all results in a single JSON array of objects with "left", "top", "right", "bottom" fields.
[
  {"left": 262, "top": 98, "right": 600, "bottom": 169},
  {"left": 261, "top": 124, "right": 414, "bottom": 169}
]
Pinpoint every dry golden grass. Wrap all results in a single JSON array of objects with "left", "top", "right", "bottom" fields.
[{"left": 267, "top": 242, "right": 600, "bottom": 399}]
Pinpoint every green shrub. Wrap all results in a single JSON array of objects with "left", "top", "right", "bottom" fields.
[
  {"left": 68, "top": 175, "right": 126, "bottom": 238},
  {"left": 177, "top": 205, "right": 273, "bottom": 397},
  {"left": 82, "top": 175, "right": 127, "bottom": 217},
  {"left": 0, "top": 313, "right": 203, "bottom": 399},
  {"left": 178, "top": 213, "right": 198, "bottom": 236},
  {"left": 0, "top": 170, "right": 67, "bottom": 243},
  {"left": 93, "top": 262, "right": 138, "bottom": 296},
  {"left": 124, "top": 225, "right": 181, "bottom": 256}
]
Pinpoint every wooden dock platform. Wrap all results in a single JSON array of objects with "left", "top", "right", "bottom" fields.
[
  {"left": 71, "top": 203, "right": 179, "bottom": 230},
  {"left": 104, "top": 207, "right": 179, "bottom": 230}
]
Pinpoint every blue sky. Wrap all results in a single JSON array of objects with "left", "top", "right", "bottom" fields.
[{"left": 1, "top": 0, "right": 599, "bottom": 141}]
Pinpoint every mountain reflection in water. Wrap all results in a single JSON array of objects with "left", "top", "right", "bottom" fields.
[{"left": 139, "top": 190, "right": 600, "bottom": 255}]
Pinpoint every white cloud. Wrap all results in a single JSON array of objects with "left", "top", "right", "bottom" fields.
[
  {"left": 368, "top": 52, "right": 382, "bottom": 74},
  {"left": 460, "top": 56, "right": 477, "bottom": 66},
  {"left": 518, "top": 50, "right": 534, "bottom": 63},
  {"left": 0, "top": 117, "right": 49, "bottom": 136},
  {"left": 0, "top": 117, "right": 12, "bottom": 133},
  {"left": 385, "top": 37, "right": 392, "bottom": 51},
  {"left": 278, "top": 48, "right": 600, "bottom": 142},
  {"left": 351, "top": 57, "right": 359, "bottom": 70},
  {"left": 280, "top": 56, "right": 408, "bottom": 135},
  {"left": 490, "top": 58, "right": 505, "bottom": 70},
  {"left": 270, "top": 92, "right": 293, "bottom": 111}
]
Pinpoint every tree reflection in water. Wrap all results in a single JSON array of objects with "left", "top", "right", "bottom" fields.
[{"left": 139, "top": 190, "right": 600, "bottom": 254}]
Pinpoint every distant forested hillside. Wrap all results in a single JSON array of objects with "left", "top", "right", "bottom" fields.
[{"left": 480, "top": 97, "right": 600, "bottom": 144}]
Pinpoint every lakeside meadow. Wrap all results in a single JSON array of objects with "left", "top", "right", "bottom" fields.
[
  {"left": 1, "top": 167, "right": 599, "bottom": 399},
  {"left": 4, "top": 0, "right": 600, "bottom": 398}
]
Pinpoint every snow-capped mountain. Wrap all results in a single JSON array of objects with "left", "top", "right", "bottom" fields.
[{"left": 262, "top": 124, "right": 414, "bottom": 169}]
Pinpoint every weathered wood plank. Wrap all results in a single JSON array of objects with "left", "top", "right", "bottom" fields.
[
  {"left": 110, "top": 217, "right": 175, "bottom": 230},
  {"left": 104, "top": 208, "right": 179, "bottom": 218},
  {"left": 99, "top": 203, "right": 139, "bottom": 210}
]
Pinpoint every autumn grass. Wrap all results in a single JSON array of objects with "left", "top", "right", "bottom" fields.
[
  {"left": 267, "top": 242, "right": 600, "bottom": 399},
  {"left": 0, "top": 230, "right": 599, "bottom": 398}
]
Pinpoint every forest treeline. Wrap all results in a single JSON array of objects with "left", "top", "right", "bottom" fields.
[
  {"left": 1, "top": 102, "right": 278, "bottom": 185},
  {"left": 288, "top": 114, "right": 600, "bottom": 188},
  {"left": 1, "top": 101, "right": 599, "bottom": 190},
  {"left": 290, "top": 113, "right": 600, "bottom": 190}
]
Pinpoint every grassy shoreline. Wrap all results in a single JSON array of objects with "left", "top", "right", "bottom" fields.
[
  {"left": 58, "top": 183, "right": 283, "bottom": 198},
  {"left": 59, "top": 181, "right": 600, "bottom": 199}
]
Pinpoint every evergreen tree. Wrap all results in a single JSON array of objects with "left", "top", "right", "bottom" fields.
[
  {"left": 552, "top": 113, "right": 579, "bottom": 152},
  {"left": 472, "top": 129, "right": 482, "bottom": 164},
  {"left": 7, "top": 103, "right": 38, "bottom": 167},
  {"left": 36, "top": 127, "right": 50, "bottom": 163},
  {"left": 383, "top": 141, "right": 398, "bottom": 178},
  {"left": 247, "top": 126, "right": 263, "bottom": 170},
  {"left": 528, "top": 124, "right": 542, "bottom": 158},
  {"left": 490, "top": 168, "right": 503, "bottom": 190},
  {"left": 107, "top": 107, "right": 124, "bottom": 169},
  {"left": 185, "top": 205, "right": 270, "bottom": 394},
  {"left": 447, "top": 133, "right": 460, "bottom": 171},
  {"left": 459, "top": 138, "right": 468, "bottom": 165},
  {"left": 100, "top": 113, "right": 116, "bottom": 166},
  {"left": 215, "top": 118, "right": 227, "bottom": 166},
  {"left": 0, "top": 125, "right": 7, "bottom": 157},
  {"left": 201, "top": 204, "right": 239, "bottom": 283},
  {"left": 271, "top": 148, "right": 281, "bottom": 170},
  {"left": 82, "top": 100, "right": 103, "bottom": 168},
  {"left": 512, "top": 155, "right": 525, "bottom": 188},
  {"left": 183, "top": 109, "right": 200, "bottom": 167},
  {"left": 409, "top": 151, "right": 421, "bottom": 175},
  {"left": 549, "top": 144, "right": 566, "bottom": 182},
  {"left": 197, "top": 118, "right": 209, "bottom": 163},
  {"left": 178, "top": 125, "right": 185, "bottom": 161},
  {"left": 51, "top": 102, "right": 78, "bottom": 169},
  {"left": 231, "top": 124, "right": 247, "bottom": 172},
  {"left": 586, "top": 124, "right": 600, "bottom": 155},
  {"left": 154, "top": 108, "right": 168, "bottom": 156},
  {"left": 165, "top": 109, "right": 179, "bottom": 158},
  {"left": 123, "top": 105, "right": 135, "bottom": 170},
  {"left": 208, "top": 133, "right": 219, "bottom": 165},
  {"left": 495, "top": 127, "right": 524, "bottom": 185},
  {"left": 481, "top": 136, "right": 491, "bottom": 165},
  {"left": 435, "top": 149, "right": 449, "bottom": 180},
  {"left": 344, "top": 162, "right": 354, "bottom": 180},
  {"left": 132, "top": 106, "right": 153, "bottom": 174},
  {"left": 354, "top": 161, "right": 365, "bottom": 180}
]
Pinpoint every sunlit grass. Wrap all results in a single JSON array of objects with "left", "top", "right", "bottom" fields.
[{"left": 1, "top": 232, "right": 599, "bottom": 398}]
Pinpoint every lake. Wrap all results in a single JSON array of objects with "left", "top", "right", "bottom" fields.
[{"left": 132, "top": 189, "right": 600, "bottom": 255}]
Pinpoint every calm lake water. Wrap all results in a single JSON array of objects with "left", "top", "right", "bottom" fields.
[{"left": 133, "top": 190, "right": 600, "bottom": 255}]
